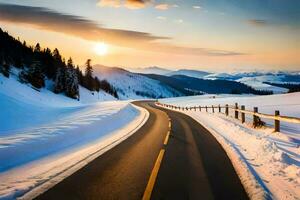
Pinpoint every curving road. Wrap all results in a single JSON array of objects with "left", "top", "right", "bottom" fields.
[{"left": 35, "top": 101, "right": 248, "bottom": 200}]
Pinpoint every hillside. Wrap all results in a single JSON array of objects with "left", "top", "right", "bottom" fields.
[
  {"left": 144, "top": 74, "right": 272, "bottom": 95},
  {"left": 93, "top": 65, "right": 183, "bottom": 99},
  {"left": 128, "top": 66, "right": 172, "bottom": 75},
  {"left": 166, "top": 69, "right": 211, "bottom": 79}
]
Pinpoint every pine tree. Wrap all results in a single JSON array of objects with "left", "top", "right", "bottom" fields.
[
  {"left": 67, "top": 57, "right": 73, "bottom": 69},
  {"left": 84, "top": 59, "right": 95, "bottom": 91},
  {"left": 65, "top": 67, "right": 79, "bottom": 99},
  {"left": 52, "top": 48, "right": 62, "bottom": 62},
  {"left": 76, "top": 66, "right": 83, "bottom": 85},
  {"left": 94, "top": 77, "right": 100, "bottom": 92},
  {"left": 54, "top": 67, "right": 65, "bottom": 93},
  {"left": 34, "top": 43, "right": 41, "bottom": 53},
  {"left": 27, "top": 61, "right": 45, "bottom": 88},
  {"left": 0, "top": 61, "right": 10, "bottom": 78}
]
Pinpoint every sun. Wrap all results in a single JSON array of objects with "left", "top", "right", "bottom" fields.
[{"left": 94, "top": 42, "right": 108, "bottom": 56}]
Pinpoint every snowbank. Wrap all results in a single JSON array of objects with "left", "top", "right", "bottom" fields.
[
  {"left": 0, "top": 74, "right": 149, "bottom": 199},
  {"left": 159, "top": 93, "right": 300, "bottom": 200}
]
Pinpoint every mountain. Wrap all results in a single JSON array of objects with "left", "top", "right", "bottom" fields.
[
  {"left": 127, "top": 66, "right": 173, "bottom": 75},
  {"left": 93, "top": 65, "right": 183, "bottom": 99},
  {"left": 166, "top": 69, "right": 211, "bottom": 79},
  {"left": 205, "top": 71, "right": 300, "bottom": 93},
  {"left": 143, "top": 74, "right": 273, "bottom": 95}
]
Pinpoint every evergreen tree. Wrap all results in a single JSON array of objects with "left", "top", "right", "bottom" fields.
[
  {"left": 67, "top": 57, "right": 73, "bottom": 69},
  {"left": 54, "top": 67, "right": 66, "bottom": 93},
  {"left": 26, "top": 61, "right": 45, "bottom": 88},
  {"left": 94, "top": 77, "right": 100, "bottom": 92},
  {"left": 34, "top": 43, "right": 41, "bottom": 53},
  {"left": 76, "top": 66, "right": 83, "bottom": 85},
  {"left": 84, "top": 59, "right": 95, "bottom": 91},
  {"left": 52, "top": 48, "right": 62, "bottom": 62},
  {"left": 65, "top": 67, "right": 79, "bottom": 99},
  {"left": 0, "top": 61, "right": 10, "bottom": 78}
]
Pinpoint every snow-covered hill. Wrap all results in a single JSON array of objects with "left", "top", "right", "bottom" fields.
[
  {"left": 93, "top": 65, "right": 183, "bottom": 99},
  {"left": 128, "top": 66, "right": 172, "bottom": 75},
  {"left": 166, "top": 69, "right": 211, "bottom": 79},
  {"left": 0, "top": 71, "right": 148, "bottom": 199},
  {"left": 205, "top": 71, "right": 300, "bottom": 93}
]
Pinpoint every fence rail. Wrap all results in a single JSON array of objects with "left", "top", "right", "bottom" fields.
[{"left": 156, "top": 102, "right": 300, "bottom": 132}]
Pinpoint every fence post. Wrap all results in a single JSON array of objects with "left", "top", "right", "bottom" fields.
[
  {"left": 200, "top": 106, "right": 201, "bottom": 112},
  {"left": 253, "top": 107, "right": 258, "bottom": 127},
  {"left": 194, "top": 106, "right": 196, "bottom": 111},
  {"left": 241, "top": 105, "right": 245, "bottom": 123},
  {"left": 235, "top": 103, "right": 239, "bottom": 119},
  {"left": 212, "top": 105, "right": 214, "bottom": 113},
  {"left": 225, "top": 104, "right": 229, "bottom": 116},
  {"left": 206, "top": 106, "right": 208, "bottom": 112},
  {"left": 218, "top": 104, "right": 221, "bottom": 113},
  {"left": 275, "top": 110, "right": 280, "bottom": 132}
]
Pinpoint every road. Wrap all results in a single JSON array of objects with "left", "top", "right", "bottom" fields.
[{"left": 35, "top": 101, "right": 248, "bottom": 200}]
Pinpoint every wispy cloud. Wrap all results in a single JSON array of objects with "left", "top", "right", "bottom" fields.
[
  {"left": 193, "top": 6, "right": 201, "bottom": 9},
  {"left": 0, "top": 3, "right": 244, "bottom": 56},
  {"left": 155, "top": 3, "right": 169, "bottom": 10},
  {"left": 247, "top": 19, "right": 268, "bottom": 27},
  {"left": 98, "top": 0, "right": 152, "bottom": 9}
]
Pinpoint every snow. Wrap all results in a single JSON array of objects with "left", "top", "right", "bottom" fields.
[
  {"left": 127, "top": 66, "right": 172, "bottom": 75},
  {"left": 204, "top": 71, "right": 300, "bottom": 94},
  {"left": 159, "top": 93, "right": 300, "bottom": 200},
  {"left": 94, "top": 65, "right": 182, "bottom": 99},
  {"left": 237, "top": 76, "right": 289, "bottom": 94},
  {"left": 0, "top": 73, "right": 149, "bottom": 199}
]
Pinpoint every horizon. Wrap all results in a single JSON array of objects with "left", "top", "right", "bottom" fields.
[{"left": 0, "top": 0, "right": 299, "bottom": 71}]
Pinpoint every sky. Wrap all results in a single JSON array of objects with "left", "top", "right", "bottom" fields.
[{"left": 0, "top": 0, "right": 299, "bottom": 71}]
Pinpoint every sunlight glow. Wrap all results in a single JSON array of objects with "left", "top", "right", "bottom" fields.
[{"left": 94, "top": 42, "right": 108, "bottom": 56}]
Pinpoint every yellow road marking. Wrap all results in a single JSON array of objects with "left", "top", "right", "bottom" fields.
[
  {"left": 163, "top": 131, "right": 170, "bottom": 145},
  {"left": 142, "top": 149, "right": 165, "bottom": 200}
]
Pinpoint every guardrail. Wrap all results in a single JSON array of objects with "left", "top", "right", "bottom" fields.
[{"left": 156, "top": 102, "right": 300, "bottom": 132}]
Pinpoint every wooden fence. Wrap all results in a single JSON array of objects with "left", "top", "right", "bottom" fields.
[{"left": 156, "top": 102, "right": 300, "bottom": 132}]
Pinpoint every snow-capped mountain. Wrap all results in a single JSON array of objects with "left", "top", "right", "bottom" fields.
[
  {"left": 93, "top": 65, "right": 183, "bottom": 99},
  {"left": 205, "top": 71, "right": 300, "bottom": 93},
  {"left": 166, "top": 69, "right": 211, "bottom": 79},
  {"left": 127, "top": 66, "right": 173, "bottom": 75}
]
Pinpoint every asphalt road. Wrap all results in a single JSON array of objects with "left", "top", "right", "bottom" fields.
[{"left": 35, "top": 101, "right": 248, "bottom": 200}]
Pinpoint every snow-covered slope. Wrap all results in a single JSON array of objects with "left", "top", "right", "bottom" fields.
[
  {"left": 94, "top": 65, "right": 182, "bottom": 99},
  {"left": 0, "top": 73, "right": 148, "bottom": 199},
  {"left": 159, "top": 93, "right": 300, "bottom": 199},
  {"left": 128, "top": 66, "right": 173, "bottom": 75},
  {"left": 205, "top": 71, "right": 300, "bottom": 93},
  {"left": 166, "top": 69, "right": 211, "bottom": 79},
  {"left": 237, "top": 76, "right": 289, "bottom": 94}
]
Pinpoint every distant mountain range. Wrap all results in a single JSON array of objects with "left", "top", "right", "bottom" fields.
[
  {"left": 93, "top": 65, "right": 280, "bottom": 98},
  {"left": 127, "top": 66, "right": 300, "bottom": 94}
]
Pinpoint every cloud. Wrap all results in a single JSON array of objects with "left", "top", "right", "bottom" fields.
[
  {"left": 247, "top": 19, "right": 268, "bottom": 27},
  {"left": 0, "top": 3, "right": 244, "bottom": 56},
  {"left": 98, "top": 0, "right": 151, "bottom": 9},
  {"left": 97, "top": 0, "right": 122, "bottom": 8},
  {"left": 193, "top": 6, "right": 201, "bottom": 9},
  {"left": 155, "top": 3, "right": 169, "bottom": 10},
  {"left": 125, "top": 0, "right": 151, "bottom": 9}
]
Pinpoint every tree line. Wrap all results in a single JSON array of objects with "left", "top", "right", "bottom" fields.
[{"left": 0, "top": 28, "right": 118, "bottom": 99}]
